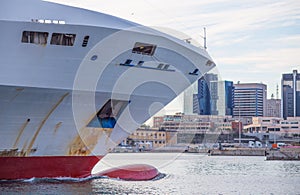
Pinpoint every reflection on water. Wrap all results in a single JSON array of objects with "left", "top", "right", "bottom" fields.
[{"left": 1, "top": 153, "right": 300, "bottom": 194}]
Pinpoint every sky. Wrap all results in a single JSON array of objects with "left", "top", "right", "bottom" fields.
[{"left": 49, "top": 0, "right": 300, "bottom": 108}]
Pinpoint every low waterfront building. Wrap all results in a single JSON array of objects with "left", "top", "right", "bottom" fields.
[
  {"left": 155, "top": 113, "right": 233, "bottom": 132},
  {"left": 165, "top": 130, "right": 178, "bottom": 145},
  {"left": 244, "top": 117, "right": 300, "bottom": 137},
  {"left": 243, "top": 117, "right": 281, "bottom": 133},
  {"left": 126, "top": 128, "right": 168, "bottom": 149},
  {"left": 152, "top": 113, "right": 246, "bottom": 144},
  {"left": 280, "top": 117, "right": 300, "bottom": 137},
  {"left": 153, "top": 116, "right": 164, "bottom": 128}
]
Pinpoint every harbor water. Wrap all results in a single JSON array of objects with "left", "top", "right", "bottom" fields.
[{"left": 1, "top": 153, "right": 300, "bottom": 194}]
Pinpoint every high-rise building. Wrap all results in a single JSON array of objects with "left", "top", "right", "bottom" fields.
[
  {"left": 281, "top": 70, "right": 300, "bottom": 119},
  {"left": 192, "top": 94, "right": 199, "bottom": 114},
  {"left": 183, "top": 82, "right": 198, "bottom": 115},
  {"left": 193, "top": 73, "right": 233, "bottom": 116},
  {"left": 210, "top": 80, "right": 234, "bottom": 116},
  {"left": 194, "top": 73, "right": 218, "bottom": 115},
  {"left": 233, "top": 83, "right": 267, "bottom": 118},
  {"left": 266, "top": 95, "right": 281, "bottom": 117}
]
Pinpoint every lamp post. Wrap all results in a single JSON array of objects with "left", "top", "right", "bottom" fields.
[{"left": 238, "top": 93, "right": 241, "bottom": 146}]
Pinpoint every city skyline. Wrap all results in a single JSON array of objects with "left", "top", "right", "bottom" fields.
[
  {"left": 49, "top": 0, "right": 299, "bottom": 115},
  {"left": 50, "top": 0, "right": 300, "bottom": 98}
]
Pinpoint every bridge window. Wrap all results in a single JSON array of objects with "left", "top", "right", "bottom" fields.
[
  {"left": 137, "top": 61, "right": 144, "bottom": 66},
  {"left": 87, "top": 99, "right": 129, "bottom": 128},
  {"left": 21, "top": 31, "right": 48, "bottom": 45},
  {"left": 132, "top": 42, "right": 156, "bottom": 56},
  {"left": 82, "top": 36, "right": 89, "bottom": 47},
  {"left": 50, "top": 33, "right": 76, "bottom": 46}
]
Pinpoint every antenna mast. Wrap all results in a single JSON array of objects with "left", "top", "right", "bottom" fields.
[
  {"left": 203, "top": 27, "right": 207, "bottom": 50},
  {"left": 276, "top": 84, "right": 279, "bottom": 99}
]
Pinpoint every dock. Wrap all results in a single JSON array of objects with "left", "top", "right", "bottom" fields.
[
  {"left": 208, "top": 148, "right": 267, "bottom": 156},
  {"left": 266, "top": 147, "right": 300, "bottom": 160}
]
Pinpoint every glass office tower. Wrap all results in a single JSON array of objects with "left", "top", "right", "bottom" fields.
[
  {"left": 282, "top": 70, "right": 300, "bottom": 119},
  {"left": 193, "top": 73, "right": 233, "bottom": 116}
]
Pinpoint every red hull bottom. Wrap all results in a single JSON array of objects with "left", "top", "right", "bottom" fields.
[
  {"left": 0, "top": 156, "right": 103, "bottom": 180},
  {"left": 94, "top": 164, "right": 159, "bottom": 181}
]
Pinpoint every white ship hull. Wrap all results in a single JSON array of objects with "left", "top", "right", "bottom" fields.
[{"left": 0, "top": 0, "right": 215, "bottom": 179}]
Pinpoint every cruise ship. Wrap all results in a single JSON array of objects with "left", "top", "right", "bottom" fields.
[{"left": 0, "top": 0, "right": 215, "bottom": 179}]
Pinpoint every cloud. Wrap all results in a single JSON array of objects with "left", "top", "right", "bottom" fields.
[
  {"left": 215, "top": 46, "right": 300, "bottom": 97},
  {"left": 219, "top": 47, "right": 300, "bottom": 69},
  {"left": 47, "top": 0, "right": 300, "bottom": 100},
  {"left": 165, "top": 0, "right": 300, "bottom": 47}
]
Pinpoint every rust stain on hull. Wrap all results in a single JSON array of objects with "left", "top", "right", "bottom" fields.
[
  {"left": 104, "top": 128, "right": 113, "bottom": 143},
  {"left": 53, "top": 122, "right": 62, "bottom": 135},
  {"left": 0, "top": 139, "right": 36, "bottom": 157},
  {"left": 26, "top": 92, "right": 69, "bottom": 155},
  {"left": 9, "top": 87, "right": 24, "bottom": 102},
  {"left": 15, "top": 87, "right": 24, "bottom": 91},
  {"left": 68, "top": 128, "right": 113, "bottom": 156},
  {"left": 0, "top": 149, "right": 21, "bottom": 157},
  {"left": 13, "top": 119, "right": 30, "bottom": 149},
  {"left": 21, "top": 139, "right": 29, "bottom": 155},
  {"left": 0, "top": 148, "right": 36, "bottom": 157}
]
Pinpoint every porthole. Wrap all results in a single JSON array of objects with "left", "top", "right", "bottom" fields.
[{"left": 91, "top": 55, "right": 98, "bottom": 61}]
